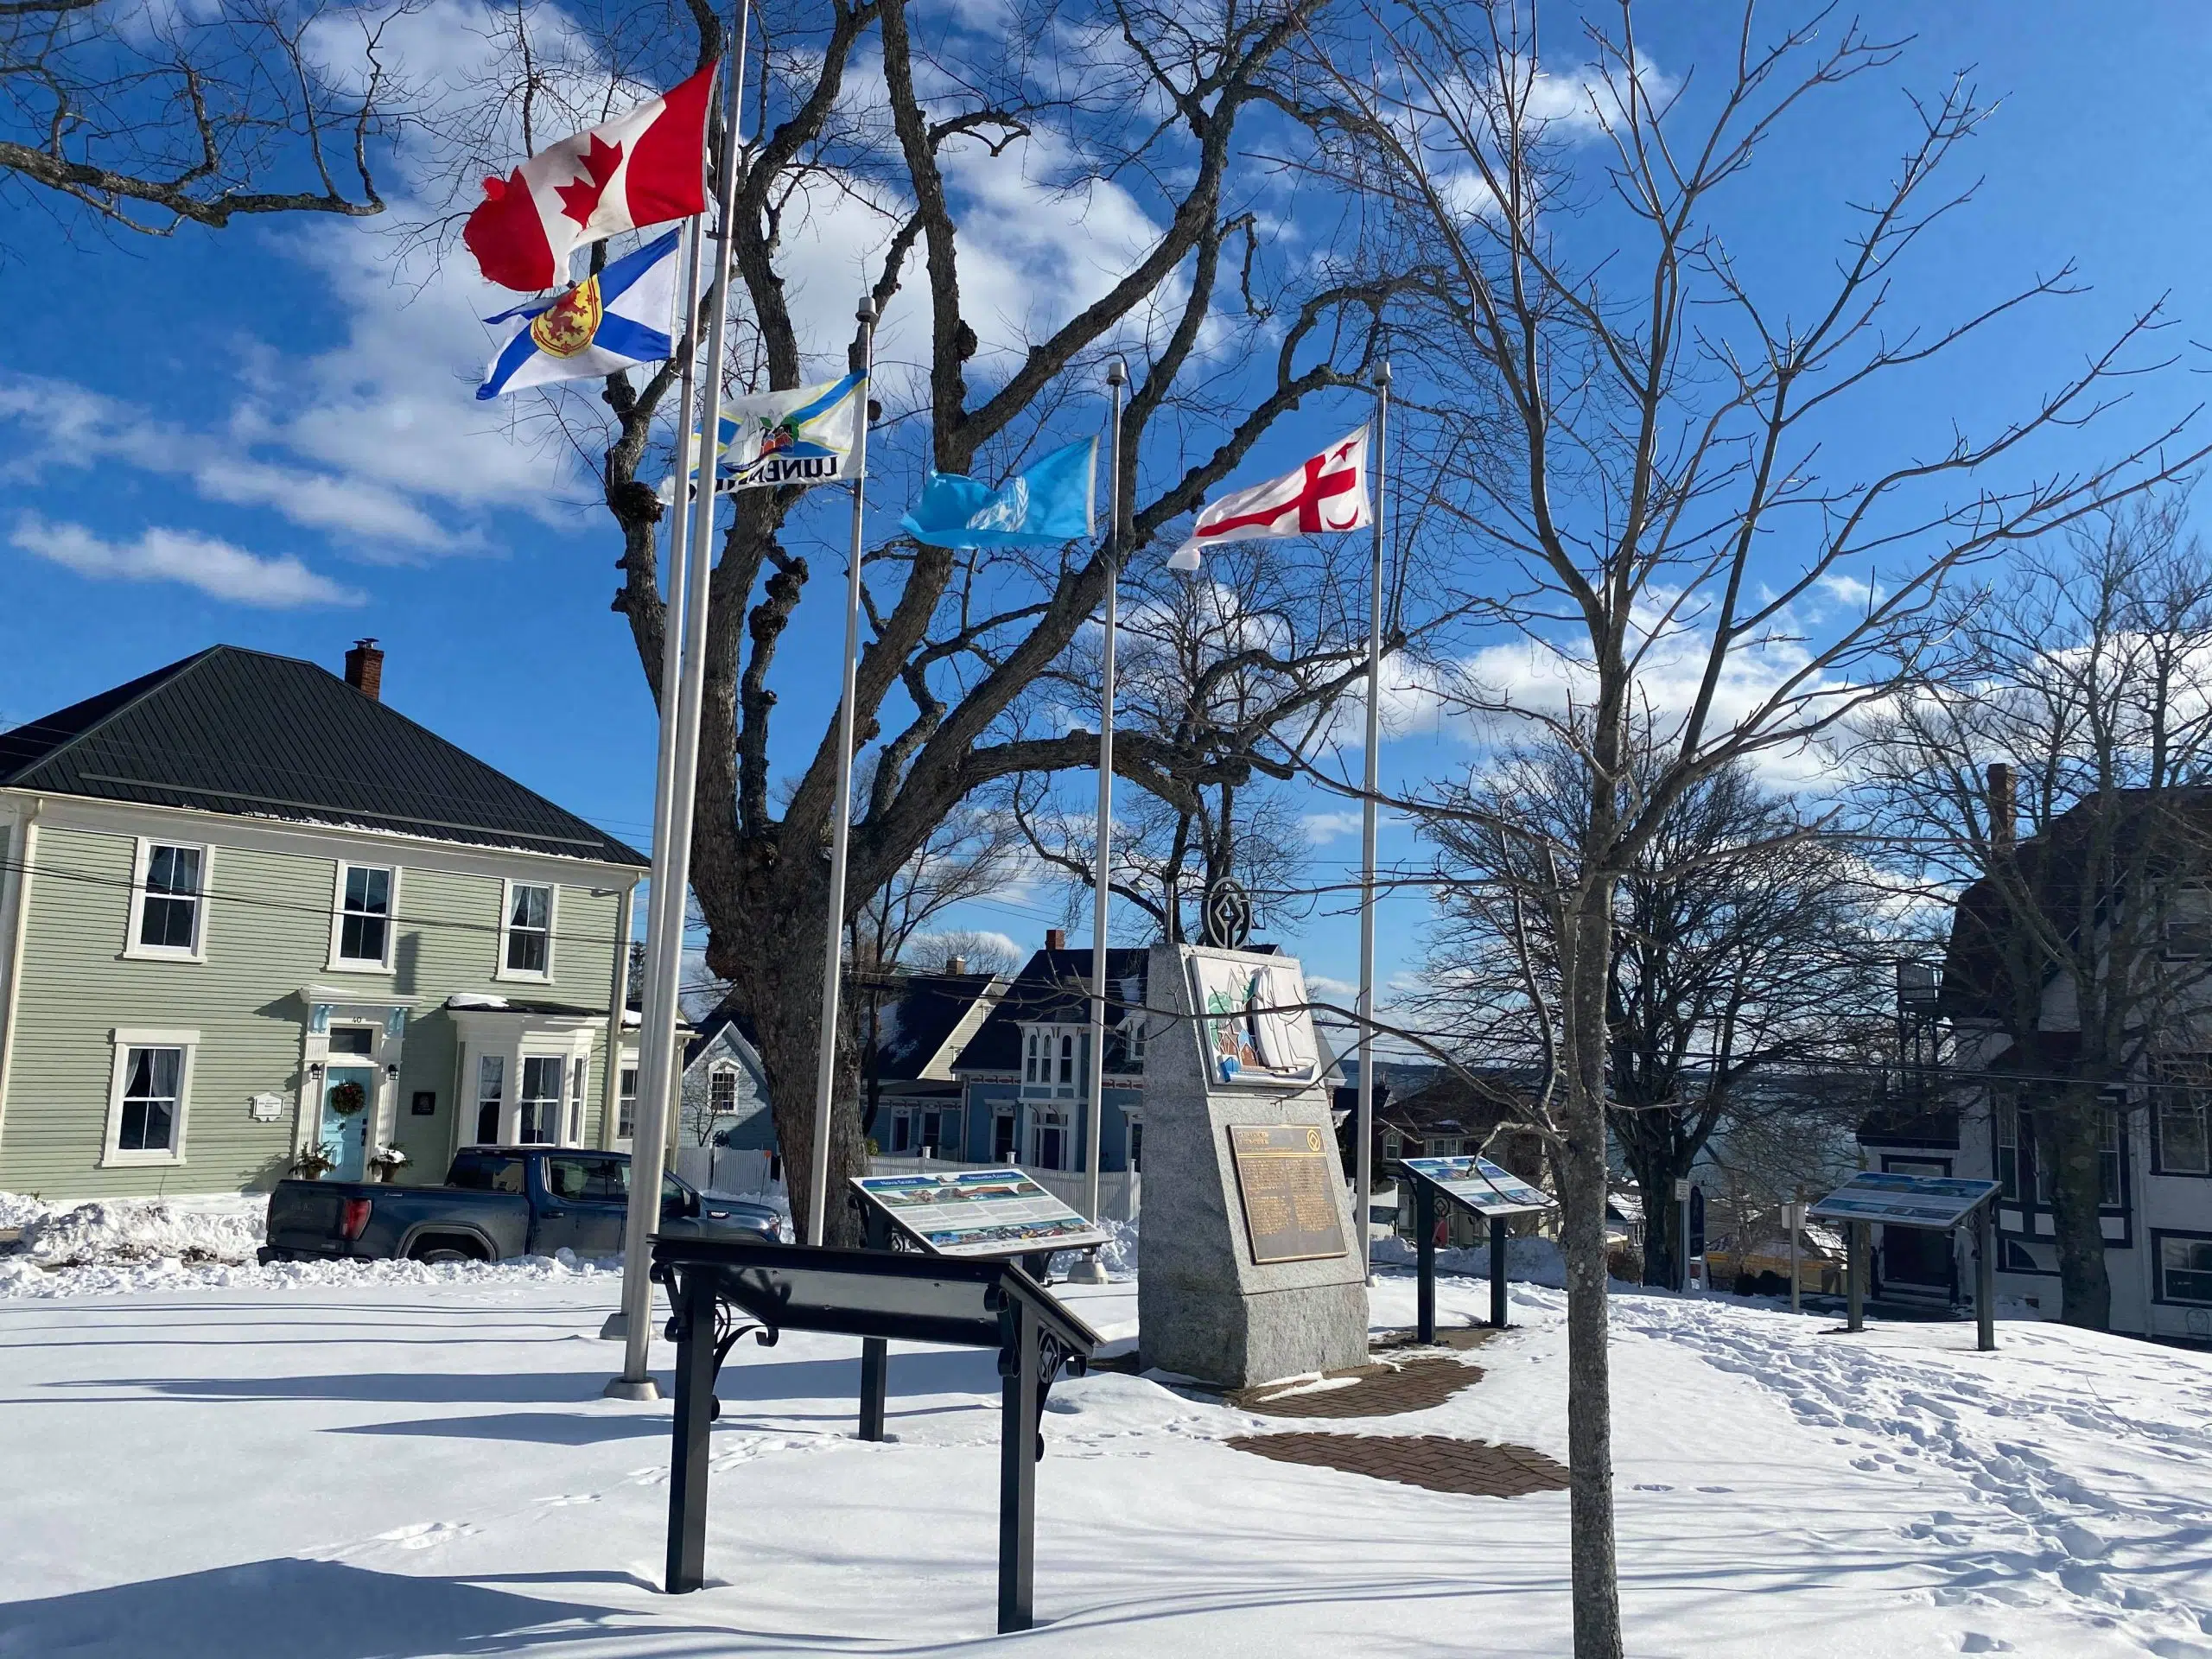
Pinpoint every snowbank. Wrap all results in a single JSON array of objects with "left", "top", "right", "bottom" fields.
[
  {"left": 0, "top": 1245, "right": 620, "bottom": 1300},
  {"left": 1052, "top": 1214, "right": 1137, "bottom": 1279}
]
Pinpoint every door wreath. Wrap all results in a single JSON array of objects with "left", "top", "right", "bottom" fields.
[{"left": 327, "top": 1079, "right": 370, "bottom": 1117}]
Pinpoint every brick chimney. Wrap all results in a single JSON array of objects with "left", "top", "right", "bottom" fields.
[
  {"left": 1986, "top": 762, "right": 2014, "bottom": 852},
  {"left": 945, "top": 954, "right": 967, "bottom": 975},
  {"left": 1046, "top": 928, "right": 1066, "bottom": 951},
  {"left": 344, "top": 639, "right": 385, "bottom": 702}
]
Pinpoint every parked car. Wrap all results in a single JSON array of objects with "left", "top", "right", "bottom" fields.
[{"left": 260, "top": 1147, "right": 781, "bottom": 1265}]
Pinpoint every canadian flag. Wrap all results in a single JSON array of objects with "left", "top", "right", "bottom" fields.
[
  {"left": 1167, "top": 426, "right": 1371, "bottom": 571},
  {"left": 464, "top": 64, "right": 716, "bottom": 293}
]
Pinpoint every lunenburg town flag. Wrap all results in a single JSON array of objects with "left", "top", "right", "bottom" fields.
[
  {"left": 464, "top": 64, "right": 715, "bottom": 293},
  {"left": 666, "top": 374, "right": 868, "bottom": 499},
  {"left": 1167, "top": 425, "right": 1371, "bottom": 572},
  {"left": 899, "top": 437, "right": 1097, "bottom": 548},
  {"left": 475, "top": 229, "right": 682, "bottom": 399}
]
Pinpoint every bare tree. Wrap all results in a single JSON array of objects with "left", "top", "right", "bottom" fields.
[
  {"left": 1290, "top": 5, "right": 2204, "bottom": 1650},
  {"left": 1850, "top": 493, "right": 2212, "bottom": 1330},
  {"left": 2, "top": 0, "right": 407, "bottom": 235},
  {"left": 905, "top": 927, "right": 1020, "bottom": 976},
  {"left": 464, "top": 0, "right": 1421, "bottom": 1236},
  {"left": 1427, "top": 740, "right": 1894, "bottom": 1289}
]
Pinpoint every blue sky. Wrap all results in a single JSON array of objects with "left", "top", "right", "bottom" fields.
[{"left": 3, "top": 0, "right": 2208, "bottom": 1015}]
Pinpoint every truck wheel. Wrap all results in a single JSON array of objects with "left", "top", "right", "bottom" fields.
[{"left": 410, "top": 1236, "right": 486, "bottom": 1266}]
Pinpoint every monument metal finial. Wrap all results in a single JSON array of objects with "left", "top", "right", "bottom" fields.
[{"left": 1200, "top": 875, "right": 1252, "bottom": 949}]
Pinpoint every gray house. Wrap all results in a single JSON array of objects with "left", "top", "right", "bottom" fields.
[{"left": 0, "top": 642, "right": 650, "bottom": 1199}]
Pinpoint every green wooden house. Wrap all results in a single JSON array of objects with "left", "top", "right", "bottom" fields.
[{"left": 0, "top": 642, "right": 652, "bottom": 1201}]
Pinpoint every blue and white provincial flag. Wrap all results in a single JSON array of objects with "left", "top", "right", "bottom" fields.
[{"left": 476, "top": 227, "right": 682, "bottom": 399}]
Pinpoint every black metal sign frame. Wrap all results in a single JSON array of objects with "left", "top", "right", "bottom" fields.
[
  {"left": 650, "top": 1235, "right": 1098, "bottom": 1635},
  {"left": 1396, "top": 1160, "right": 1554, "bottom": 1342}
]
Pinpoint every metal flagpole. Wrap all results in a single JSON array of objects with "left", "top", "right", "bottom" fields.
[
  {"left": 804, "top": 295, "right": 880, "bottom": 1249},
  {"left": 1354, "top": 360, "right": 1389, "bottom": 1287},
  {"left": 598, "top": 213, "right": 702, "bottom": 1364},
  {"left": 606, "top": 22, "right": 747, "bottom": 1399},
  {"left": 1069, "top": 359, "right": 1127, "bottom": 1286}
]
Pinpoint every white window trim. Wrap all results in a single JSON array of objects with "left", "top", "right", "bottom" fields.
[
  {"left": 122, "top": 837, "right": 210, "bottom": 963},
  {"left": 101, "top": 1027, "right": 199, "bottom": 1167},
  {"left": 495, "top": 878, "right": 558, "bottom": 984},
  {"left": 327, "top": 861, "right": 399, "bottom": 974}
]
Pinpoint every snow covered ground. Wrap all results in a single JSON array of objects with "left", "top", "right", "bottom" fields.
[{"left": 2, "top": 1259, "right": 2209, "bottom": 1656}]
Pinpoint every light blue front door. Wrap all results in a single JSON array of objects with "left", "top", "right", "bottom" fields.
[{"left": 321, "top": 1067, "right": 376, "bottom": 1181}]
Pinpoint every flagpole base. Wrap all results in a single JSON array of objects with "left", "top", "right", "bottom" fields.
[
  {"left": 1063, "top": 1254, "right": 1109, "bottom": 1286},
  {"left": 602, "top": 1376, "right": 661, "bottom": 1402}
]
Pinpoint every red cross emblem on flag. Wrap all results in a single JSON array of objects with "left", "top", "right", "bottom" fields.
[{"left": 1169, "top": 426, "right": 1372, "bottom": 571}]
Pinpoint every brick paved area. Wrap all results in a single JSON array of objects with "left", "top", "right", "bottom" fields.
[
  {"left": 1224, "top": 1433, "right": 1573, "bottom": 1497},
  {"left": 1234, "top": 1356, "right": 1485, "bottom": 1419}
]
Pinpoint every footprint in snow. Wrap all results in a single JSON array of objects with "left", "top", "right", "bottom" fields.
[
  {"left": 1633, "top": 1483, "right": 1674, "bottom": 1492},
  {"left": 1958, "top": 1635, "right": 2012, "bottom": 1654},
  {"left": 537, "top": 1494, "right": 600, "bottom": 1507},
  {"left": 376, "top": 1521, "right": 481, "bottom": 1549}
]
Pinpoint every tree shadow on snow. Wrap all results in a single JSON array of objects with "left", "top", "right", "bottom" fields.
[{"left": 0, "top": 1556, "right": 702, "bottom": 1659}]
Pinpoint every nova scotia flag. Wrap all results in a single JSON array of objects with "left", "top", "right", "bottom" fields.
[
  {"left": 476, "top": 228, "right": 683, "bottom": 399},
  {"left": 900, "top": 436, "right": 1097, "bottom": 549}
]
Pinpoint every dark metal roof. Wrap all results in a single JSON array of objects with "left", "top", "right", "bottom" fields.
[
  {"left": 0, "top": 646, "right": 645, "bottom": 866},
  {"left": 952, "top": 948, "right": 1151, "bottom": 1075},
  {"left": 868, "top": 971, "right": 1003, "bottom": 1083}
]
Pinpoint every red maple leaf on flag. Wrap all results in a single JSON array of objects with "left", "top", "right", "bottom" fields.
[{"left": 554, "top": 134, "right": 625, "bottom": 230}]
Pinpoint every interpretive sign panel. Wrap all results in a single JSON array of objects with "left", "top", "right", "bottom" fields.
[
  {"left": 1228, "top": 1124, "right": 1349, "bottom": 1264},
  {"left": 1808, "top": 1171, "right": 2000, "bottom": 1230},
  {"left": 1399, "top": 1155, "right": 1554, "bottom": 1217},
  {"left": 852, "top": 1168, "right": 1109, "bottom": 1259}
]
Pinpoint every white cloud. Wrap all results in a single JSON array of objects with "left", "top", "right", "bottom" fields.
[
  {"left": 1301, "top": 809, "right": 1366, "bottom": 844},
  {"left": 11, "top": 514, "right": 365, "bottom": 607}
]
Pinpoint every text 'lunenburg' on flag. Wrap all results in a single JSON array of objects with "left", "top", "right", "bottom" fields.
[{"left": 662, "top": 373, "right": 869, "bottom": 499}]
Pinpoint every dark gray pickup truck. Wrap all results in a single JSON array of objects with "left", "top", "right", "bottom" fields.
[{"left": 260, "top": 1147, "right": 781, "bottom": 1265}]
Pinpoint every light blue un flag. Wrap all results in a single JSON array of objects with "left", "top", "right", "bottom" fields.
[{"left": 900, "top": 436, "right": 1096, "bottom": 549}]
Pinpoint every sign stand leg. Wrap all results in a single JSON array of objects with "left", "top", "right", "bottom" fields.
[
  {"left": 1414, "top": 1181, "right": 1436, "bottom": 1345},
  {"left": 998, "top": 1299, "right": 1038, "bottom": 1635},
  {"left": 1789, "top": 1208, "right": 1801, "bottom": 1317},
  {"left": 1489, "top": 1214, "right": 1509, "bottom": 1331},
  {"left": 859, "top": 1338, "right": 887, "bottom": 1441},
  {"left": 665, "top": 1269, "right": 715, "bottom": 1593},
  {"left": 1847, "top": 1221, "right": 1866, "bottom": 1334},
  {"left": 1976, "top": 1205, "right": 1997, "bottom": 1353}
]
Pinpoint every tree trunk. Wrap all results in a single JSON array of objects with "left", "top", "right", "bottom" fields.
[
  {"left": 718, "top": 887, "right": 871, "bottom": 1247},
  {"left": 2043, "top": 1090, "right": 2113, "bottom": 1330},
  {"left": 1560, "top": 894, "right": 1624, "bottom": 1659},
  {"left": 1624, "top": 1148, "right": 1688, "bottom": 1290}
]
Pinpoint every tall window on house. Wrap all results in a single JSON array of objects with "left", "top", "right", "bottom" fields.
[
  {"left": 474, "top": 1055, "right": 505, "bottom": 1144},
  {"left": 1058, "top": 1033, "right": 1075, "bottom": 1085},
  {"left": 1994, "top": 1097, "right": 2022, "bottom": 1200},
  {"left": 1025, "top": 1032, "right": 1039, "bottom": 1084},
  {"left": 2101, "top": 1110, "right": 2124, "bottom": 1207},
  {"left": 518, "top": 1057, "right": 563, "bottom": 1144},
  {"left": 336, "top": 866, "right": 394, "bottom": 966},
  {"left": 504, "top": 884, "right": 553, "bottom": 976},
  {"left": 1128, "top": 1119, "right": 1144, "bottom": 1173},
  {"left": 2156, "top": 1059, "right": 2212, "bottom": 1175},
  {"left": 567, "top": 1058, "right": 587, "bottom": 1143},
  {"left": 992, "top": 1112, "right": 1016, "bottom": 1162},
  {"left": 618, "top": 1066, "right": 639, "bottom": 1141},
  {"left": 117, "top": 1046, "right": 182, "bottom": 1154},
  {"left": 709, "top": 1068, "right": 737, "bottom": 1116},
  {"left": 1123, "top": 1011, "right": 1146, "bottom": 1068},
  {"left": 137, "top": 844, "right": 204, "bottom": 953}
]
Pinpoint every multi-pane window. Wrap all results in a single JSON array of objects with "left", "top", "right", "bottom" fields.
[
  {"left": 2158, "top": 1234, "right": 2212, "bottom": 1306},
  {"left": 1995, "top": 1097, "right": 2022, "bottom": 1201},
  {"left": 504, "top": 884, "right": 553, "bottom": 976},
  {"left": 1024, "top": 1031, "right": 1040, "bottom": 1084},
  {"left": 709, "top": 1069, "right": 737, "bottom": 1116},
  {"left": 1128, "top": 1119, "right": 1144, "bottom": 1173},
  {"left": 2167, "top": 888, "right": 2212, "bottom": 957},
  {"left": 2156, "top": 1060, "right": 2212, "bottom": 1175},
  {"left": 2101, "top": 1111, "right": 2124, "bottom": 1207},
  {"left": 336, "top": 866, "right": 393, "bottom": 965},
  {"left": 137, "top": 844, "right": 203, "bottom": 953},
  {"left": 567, "top": 1058, "right": 587, "bottom": 1143},
  {"left": 1031, "top": 1109, "right": 1068, "bottom": 1170},
  {"left": 117, "top": 1046, "right": 182, "bottom": 1154},
  {"left": 518, "top": 1056, "right": 563, "bottom": 1145},
  {"left": 618, "top": 1066, "right": 639, "bottom": 1141},
  {"left": 474, "top": 1054, "right": 505, "bottom": 1144}
]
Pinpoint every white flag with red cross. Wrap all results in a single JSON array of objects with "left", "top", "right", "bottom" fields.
[
  {"left": 464, "top": 64, "right": 716, "bottom": 294},
  {"left": 1167, "top": 425, "right": 1371, "bottom": 572}
]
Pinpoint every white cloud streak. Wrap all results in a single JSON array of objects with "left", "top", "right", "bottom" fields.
[{"left": 11, "top": 513, "right": 365, "bottom": 607}]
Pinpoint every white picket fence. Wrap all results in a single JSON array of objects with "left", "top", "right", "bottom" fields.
[{"left": 674, "top": 1146, "right": 1140, "bottom": 1224}]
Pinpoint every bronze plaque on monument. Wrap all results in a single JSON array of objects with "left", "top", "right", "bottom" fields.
[{"left": 1228, "top": 1124, "right": 1350, "bottom": 1264}]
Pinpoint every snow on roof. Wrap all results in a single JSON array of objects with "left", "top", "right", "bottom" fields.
[{"left": 446, "top": 993, "right": 512, "bottom": 1011}]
